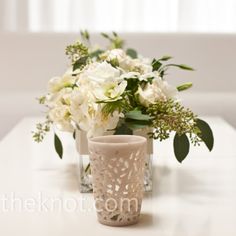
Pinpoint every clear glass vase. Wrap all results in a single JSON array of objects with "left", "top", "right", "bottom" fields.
[
  {"left": 75, "top": 129, "right": 153, "bottom": 193},
  {"left": 77, "top": 154, "right": 93, "bottom": 193}
]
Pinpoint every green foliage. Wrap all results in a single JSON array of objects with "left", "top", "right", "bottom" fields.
[
  {"left": 125, "top": 109, "right": 152, "bottom": 121},
  {"left": 164, "top": 63, "right": 194, "bottom": 71},
  {"left": 114, "top": 123, "right": 133, "bottom": 135},
  {"left": 124, "top": 77, "right": 139, "bottom": 92},
  {"left": 101, "top": 99, "right": 129, "bottom": 116},
  {"left": 177, "top": 82, "right": 193, "bottom": 91},
  {"left": 73, "top": 130, "right": 76, "bottom": 139},
  {"left": 73, "top": 56, "right": 89, "bottom": 71},
  {"left": 124, "top": 110, "right": 152, "bottom": 130},
  {"left": 174, "top": 133, "right": 190, "bottom": 163},
  {"left": 147, "top": 99, "right": 200, "bottom": 141},
  {"left": 146, "top": 100, "right": 212, "bottom": 162},
  {"left": 107, "top": 58, "right": 119, "bottom": 68},
  {"left": 101, "top": 32, "right": 110, "bottom": 39},
  {"left": 65, "top": 40, "right": 88, "bottom": 64},
  {"left": 126, "top": 48, "right": 138, "bottom": 59},
  {"left": 196, "top": 119, "right": 214, "bottom": 151},
  {"left": 80, "top": 30, "right": 90, "bottom": 42},
  {"left": 32, "top": 118, "right": 52, "bottom": 142},
  {"left": 89, "top": 49, "right": 104, "bottom": 59},
  {"left": 37, "top": 96, "right": 46, "bottom": 104},
  {"left": 85, "top": 163, "right": 91, "bottom": 173},
  {"left": 101, "top": 32, "right": 124, "bottom": 49},
  {"left": 152, "top": 59, "right": 162, "bottom": 71},
  {"left": 178, "top": 64, "right": 194, "bottom": 71},
  {"left": 125, "top": 120, "right": 150, "bottom": 130},
  {"left": 151, "top": 56, "right": 194, "bottom": 78},
  {"left": 54, "top": 133, "right": 63, "bottom": 159},
  {"left": 158, "top": 55, "right": 173, "bottom": 61}
]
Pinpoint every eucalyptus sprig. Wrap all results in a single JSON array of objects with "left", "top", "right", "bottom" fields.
[
  {"left": 65, "top": 40, "right": 89, "bottom": 64},
  {"left": 32, "top": 118, "right": 52, "bottom": 142},
  {"left": 147, "top": 99, "right": 200, "bottom": 141}
]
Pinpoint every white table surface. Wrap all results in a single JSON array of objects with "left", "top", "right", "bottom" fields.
[{"left": 0, "top": 116, "right": 236, "bottom": 236}]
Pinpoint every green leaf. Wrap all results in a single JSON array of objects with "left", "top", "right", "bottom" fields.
[
  {"left": 112, "top": 31, "right": 118, "bottom": 37},
  {"left": 152, "top": 59, "right": 162, "bottom": 71},
  {"left": 173, "top": 133, "right": 190, "bottom": 163},
  {"left": 125, "top": 110, "right": 152, "bottom": 121},
  {"left": 80, "top": 30, "right": 90, "bottom": 41},
  {"left": 108, "top": 58, "right": 119, "bottom": 68},
  {"left": 126, "top": 120, "right": 150, "bottom": 130},
  {"left": 73, "top": 130, "right": 76, "bottom": 140},
  {"left": 158, "top": 55, "right": 173, "bottom": 61},
  {"left": 124, "top": 77, "right": 139, "bottom": 92},
  {"left": 101, "top": 32, "right": 110, "bottom": 39},
  {"left": 84, "top": 163, "right": 91, "bottom": 173},
  {"left": 126, "top": 48, "right": 138, "bottom": 59},
  {"left": 196, "top": 119, "right": 214, "bottom": 151},
  {"left": 73, "top": 56, "right": 88, "bottom": 71},
  {"left": 114, "top": 124, "right": 133, "bottom": 135},
  {"left": 89, "top": 49, "right": 104, "bottom": 58},
  {"left": 177, "top": 82, "right": 193, "bottom": 91},
  {"left": 168, "top": 64, "right": 194, "bottom": 71},
  {"left": 54, "top": 133, "right": 63, "bottom": 159},
  {"left": 179, "top": 64, "right": 194, "bottom": 71},
  {"left": 37, "top": 96, "right": 46, "bottom": 104}
]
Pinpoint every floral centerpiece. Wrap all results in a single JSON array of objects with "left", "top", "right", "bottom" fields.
[{"left": 33, "top": 31, "right": 214, "bottom": 180}]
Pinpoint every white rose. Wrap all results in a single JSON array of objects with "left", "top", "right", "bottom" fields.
[
  {"left": 138, "top": 77, "right": 178, "bottom": 107},
  {"left": 80, "top": 61, "right": 120, "bottom": 84}
]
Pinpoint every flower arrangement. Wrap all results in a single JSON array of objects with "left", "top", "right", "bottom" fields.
[{"left": 33, "top": 31, "right": 214, "bottom": 162}]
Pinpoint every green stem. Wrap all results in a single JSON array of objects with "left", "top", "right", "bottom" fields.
[{"left": 85, "top": 163, "right": 91, "bottom": 173}]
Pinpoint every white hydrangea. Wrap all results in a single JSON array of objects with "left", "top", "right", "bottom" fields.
[
  {"left": 70, "top": 87, "right": 96, "bottom": 132},
  {"left": 46, "top": 87, "right": 74, "bottom": 132},
  {"left": 70, "top": 87, "right": 120, "bottom": 137}
]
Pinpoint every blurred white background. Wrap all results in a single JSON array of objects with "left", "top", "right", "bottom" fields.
[
  {"left": 1, "top": 0, "right": 236, "bottom": 33},
  {"left": 0, "top": 0, "right": 236, "bottom": 139}
]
